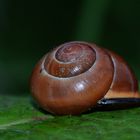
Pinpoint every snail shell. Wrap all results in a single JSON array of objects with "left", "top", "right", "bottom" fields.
[{"left": 30, "top": 41, "right": 140, "bottom": 115}]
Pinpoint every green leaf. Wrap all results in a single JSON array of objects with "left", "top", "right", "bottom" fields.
[{"left": 1, "top": 94, "right": 140, "bottom": 140}]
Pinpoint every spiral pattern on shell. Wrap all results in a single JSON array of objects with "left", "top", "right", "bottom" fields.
[{"left": 30, "top": 41, "right": 140, "bottom": 115}]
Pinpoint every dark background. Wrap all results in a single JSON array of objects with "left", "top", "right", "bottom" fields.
[{"left": 0, "top": 0, "right": 140, "bottom": 95}]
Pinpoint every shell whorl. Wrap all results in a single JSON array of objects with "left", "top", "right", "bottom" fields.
[{"left": 44, "top": 43, "right": 96, "bottom": 77}]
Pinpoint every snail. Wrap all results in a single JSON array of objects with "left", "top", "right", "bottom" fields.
[{"left": 30, "top": 41, "right": 140, "bottom": 115}]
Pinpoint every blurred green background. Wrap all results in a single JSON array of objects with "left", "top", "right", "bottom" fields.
[{"left": 0, "top": 0, "right": 140, "bottom": 95}]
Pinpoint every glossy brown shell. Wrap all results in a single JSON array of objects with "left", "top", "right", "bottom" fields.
[{"left": 30, "top": 41, "right": 140, "bottom": 115}]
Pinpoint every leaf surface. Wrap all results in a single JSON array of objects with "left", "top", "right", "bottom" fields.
[{"left": 0, "top": 94, "right": 140, "bottom": 140}]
